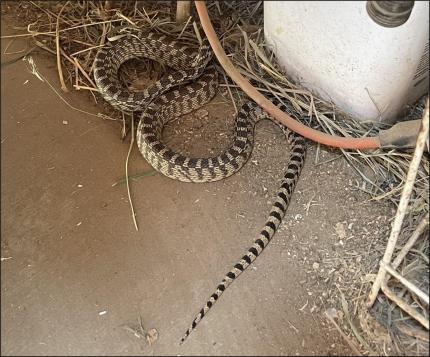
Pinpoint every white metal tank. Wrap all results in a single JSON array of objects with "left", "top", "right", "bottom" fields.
[{"left": 264, "top": 1, "right": 429, "bottom": 123}]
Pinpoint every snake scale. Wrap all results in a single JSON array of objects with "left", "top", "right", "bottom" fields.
[{"left": 94, "top": 31, "right": 307, "bottom": 343}]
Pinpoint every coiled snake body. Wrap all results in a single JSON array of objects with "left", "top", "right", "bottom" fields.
[{"left": 94, "top": 31, "right": 306, "bottom": 342}]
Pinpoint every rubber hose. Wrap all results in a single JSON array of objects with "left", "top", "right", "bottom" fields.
[{"left": 195, "top": 1, "right": 381, "bottom": 150}]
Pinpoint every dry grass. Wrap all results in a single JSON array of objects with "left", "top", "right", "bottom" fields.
[{"left": 1, "top": 1, "right": 428, "bottom": 355}]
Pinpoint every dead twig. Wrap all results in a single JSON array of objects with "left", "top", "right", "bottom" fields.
[
  {"left": 55, "top": 1, "right": 69, "bottom": 92},
  {"left": 125, "top": 113, "right": 139, "bottom": 231},
  {"left": 367, "top": 99, "right": 429, "bottom": 308}
]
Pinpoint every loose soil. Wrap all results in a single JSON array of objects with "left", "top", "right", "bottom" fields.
[{"left": 1, "top": 10, "right": 394, "bottom": 356}]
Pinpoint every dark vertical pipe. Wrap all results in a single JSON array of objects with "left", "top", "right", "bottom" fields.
[{"left": 367, "top": 1, "right": 415, "bottom": 27}]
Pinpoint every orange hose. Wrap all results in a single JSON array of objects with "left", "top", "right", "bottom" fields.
[{"left": 195, "top": 1, "right": 381, "bottom": 150}]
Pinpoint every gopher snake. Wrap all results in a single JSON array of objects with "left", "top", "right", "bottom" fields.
[{"left": 94, "top": 31, "right": 307, "bottom": 343}]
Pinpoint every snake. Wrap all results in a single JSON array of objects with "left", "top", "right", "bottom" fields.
[{"left": 93, "top": 31, "right": 307, "bottom": 343}]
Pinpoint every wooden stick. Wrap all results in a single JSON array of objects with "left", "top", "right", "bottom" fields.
[
  {"left": 73, "top": 57, "right": 97, "bottom": 89},
  {"left": 55, "top": 2, "right": 69, "bottom": 92},
  {"left": 391, "top": 216, "right": 429, "bottom": 270},
  {"left": 380, "top": 261, "right": 429, "bottom": 305},
  {"left": 381, "top": 280, "right": 429, "bottom": 329},
  {"left": 222, "top": 72, "right": 238, "bottom": 115},
  {"left": 366, "top": 98, "right": 429, "bottom": 308},
  {"left": 73, "top": 85, "right": 99, "bottom": 92},
  {"left": 0, "top": 19, "right": 125, "bottom": 39},
  {"left": 397, "top": 322, "right": 430, "bottom": 341},
  {"left": 125, "top": 113, "right": 139, "bottom": 232},
  {"left": 176, "top": 1, "right": 191, "bottom": 23}
]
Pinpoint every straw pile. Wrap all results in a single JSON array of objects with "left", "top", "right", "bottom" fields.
[{"left": 3, "top": 1, "right": 428, "bottom": 355}]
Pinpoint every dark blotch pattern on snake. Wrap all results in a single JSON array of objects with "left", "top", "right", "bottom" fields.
[{"left": 93, "top": 30, "right": 307, "bottom": 343}]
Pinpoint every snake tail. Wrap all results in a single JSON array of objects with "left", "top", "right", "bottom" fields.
[{"left": 179, "top": 130, "right": 306, "bottom": 344}]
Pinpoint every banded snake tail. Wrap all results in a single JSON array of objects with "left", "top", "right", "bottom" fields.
[{"left": 179, "top": 126, "right": 306, "bottom": 343}]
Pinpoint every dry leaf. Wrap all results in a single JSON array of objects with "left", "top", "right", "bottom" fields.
[{"left": 146, "top": 328, "right": 158, "bottom": 346}]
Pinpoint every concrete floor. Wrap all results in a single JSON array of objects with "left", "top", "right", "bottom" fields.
[{"left": 1, "top": 16, "right": 353, "bottom": 356}]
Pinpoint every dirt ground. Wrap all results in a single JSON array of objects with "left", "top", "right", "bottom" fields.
[{"left": 1, "top": 12, "right": 395, "bottom": 356}]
